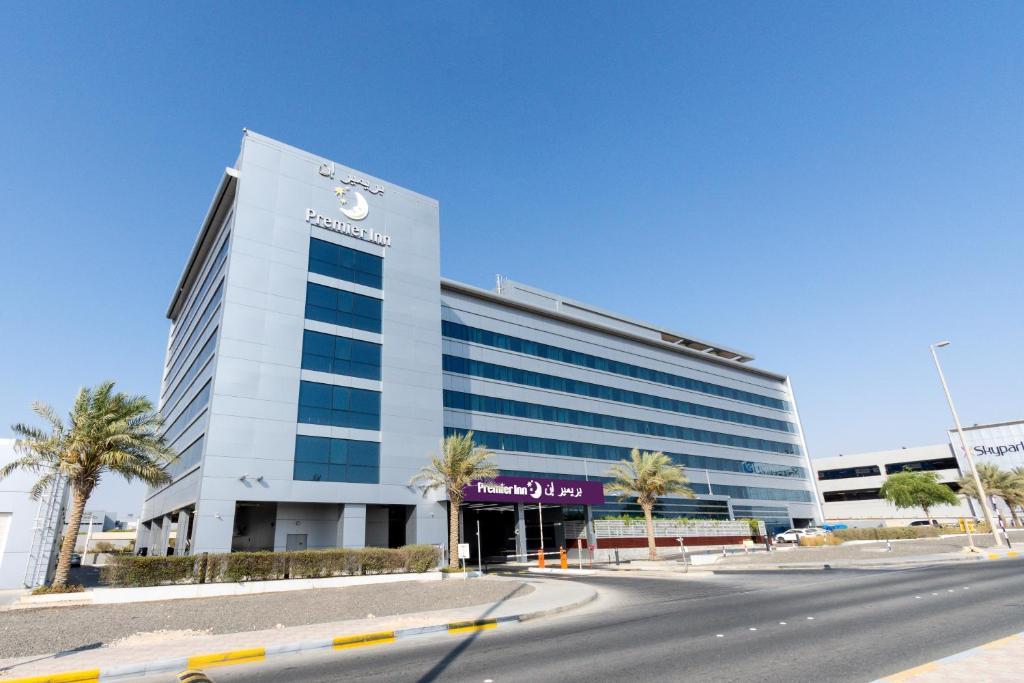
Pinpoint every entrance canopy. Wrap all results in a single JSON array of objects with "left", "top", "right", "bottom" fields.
[{"left": 463, "top": 475, "right": 604, "bottom": 505}]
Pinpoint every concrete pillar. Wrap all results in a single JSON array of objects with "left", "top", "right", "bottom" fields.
[
  {"left": 584, "top": 505, "right": 596, "bottom": 550},
  {"left": 150, "top": 517, "right": 164, "bottom": 556},
  {"left": 515, "top": 503, "right": 527, "bottom": 562},
  {"left": 174, "top": 509, "right": 193, "bottom": 556},
  {"left": 138, "top": 520, "right": 153, "bottom": 554},
  {"left": 406, "top": 502, "right": 446, "bottom": 546},
  {"left": 160, "top": 514, "right": 174, "bottom": 556},
  {"left": 338, "top": 503, "right": 366, "bottom": 548}
]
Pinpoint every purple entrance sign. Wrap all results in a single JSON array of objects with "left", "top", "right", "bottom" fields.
[{"left": 463, "top": 476, "right": 605, "bottom": 505}]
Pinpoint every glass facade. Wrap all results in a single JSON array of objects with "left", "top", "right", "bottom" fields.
[
  {"left": 305, "top": 282, "right": 382, "bottom": 334},
  {"left": 443, "top": 354, "right": 795, "bottom": 433},
  {"left": 445, "top": 427, "right": 806, "bottom": 478},
  {"left": 168, "top": 233, "right": 230, "bottom": 358},
  {"left": 817, "top": 464, "right": 881, "bottom": 481},
  {"left": 163, "top": 380, "right": 212, "bottom": 446},
  {"left": 297, "top": 380, "right": 381, "bottom": 430},
  {"left": 442, "top": 320, "right": 789, "bottom": 411},
  {"left": 444, "top": 390, "right": 801, "bottom": 455},
  {"left": 163, "top": 329, "right": 218, "bottom": 416},
  {"left": 167, "top": 435, "right": 204, "bottom": 480},
  {"left": 499, "top": 469, "right": 810, "bottom": 505},
  {"left": 293, "top": 435, "right": 380, "bottom": 483},
  {"left": 302, "top": 330, "right": 381, "bottom": 380},
  {"left": 308, "top": 237, "right": 383, "bottom": 289},
  {"left": 884, "top": 457, "right": 959, "bottom": 475}
]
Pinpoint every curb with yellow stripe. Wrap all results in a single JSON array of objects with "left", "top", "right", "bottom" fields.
[
  {"left": 872, "top": 631, "right": 1024, "bottom": 682},
  {"left": 3, "top": 617, "right": 515, "bottom": 682}
]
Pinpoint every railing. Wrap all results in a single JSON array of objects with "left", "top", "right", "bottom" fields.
[
  {"left": 24, "top": 473, "right": 69, "bottom": 588},
  {"left": 564, "top": 519, "right": 764, "bottom": 540}
]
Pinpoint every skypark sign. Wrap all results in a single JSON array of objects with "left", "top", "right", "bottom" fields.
[{"left": 463, "top": 476, "right": 605, "bottom": 505}]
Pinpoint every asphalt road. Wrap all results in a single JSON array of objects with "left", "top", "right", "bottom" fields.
[{"left": 146, "top": 560, "right": 1024, "bottom": 683}]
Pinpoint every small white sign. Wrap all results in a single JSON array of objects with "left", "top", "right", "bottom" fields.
[{"left": 457, "top": 543, "right": 470, "bottom": 559}]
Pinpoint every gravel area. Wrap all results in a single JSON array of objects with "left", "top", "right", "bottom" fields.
[
  {"left": 0, "top": 577, "right": 532, "bottom": 659},
  {"left": 721, "top": 531, "right": 1024, "bottom": 566}
]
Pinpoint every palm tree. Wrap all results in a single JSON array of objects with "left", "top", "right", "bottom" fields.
[
  {"left": 3, "top": 382, "right": 174, "bottom": 588},
  {"left": 409, "top": 432, "right": 497, "bottom": 569},
  {"left": 1004, "top": 467, "right": 1024, "bottom": 527},
  {"left": 957, "top": 463, "right": 1017, "bottom": 526},
  {"left": 604, "top": 449, "right": 694, "bottom": 560}
]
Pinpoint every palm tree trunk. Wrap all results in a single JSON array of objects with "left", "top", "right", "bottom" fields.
[
  {"left": 1010, "top": 506, "right": 1021, "bottom": 528},
  {"left": 54, "top": 486, "right": 87, "bottom": 588},
  {"left": 643, "top": 502, "right": 657, "bottom": 560},
  {"left": 448, "top": 497, "right": 461, "bottom": 569}
]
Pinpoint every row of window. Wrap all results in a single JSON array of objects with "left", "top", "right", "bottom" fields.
[
  {"left": 162, "top": 380, "right": 211, "bottom": 446},
  {"left": 293, "top": 435, "right": 380, "bottom": 483},
  {"left": 164, "top": 281, "right": 223, "bottom": 394},
  {"left": 818, "top": 457, "right": 961, "bottom": 481},
  {"left": 302, "top": 330, "right": 382, "bottom": 380},
  {"left": 499, "top": 469, "right": 812, "bottom": 503},
  {"left": 309, "top": 238, "right": 383, "bottom": 289},
  {"left": 163, "top": 329, "right": 218, "bottom": 417},
  {"left": 306, "top": 282, "right": 382, "bottom": 334},
  {"left": 167, "top": 435, "right": 204, "bottom": 480},
  {"left": 443, "top": 427, "right": 807, "bottom": 478},
  {"left": 168, "top": 232, "right": 230, "bottom": 356},
  {"left": 443, "top": 390, "right": 801, "bottom": 455},
  {"left": 443, "top": 355, "right": 795, "bottom": 433},
  {"left": 818, "top": 465, "right": 880, "bottom": 481},
  {"left": 441, "top": 320, "right": 789, "bottom": 411},
  {"left": 823, "top": 482, "right": 961, "bottom": 503},
  {"left": 297, "top": 381, "right": 381, "bottom": 430}
]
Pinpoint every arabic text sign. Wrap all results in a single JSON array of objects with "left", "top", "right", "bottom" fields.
[{"left": 463, "top": 476, "right": 605, "bottom": 505}]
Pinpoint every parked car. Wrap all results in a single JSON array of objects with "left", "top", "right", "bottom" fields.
[
  {"left": 909, "top": 520, "right": 938, "bottom": 527},
  {"left": 774, "top": 529, "right": 807, "bottom": 544},
  {"left": 802, "top": 527, "right": 827, "bottom": 536},
  {"left": 70, "top": 553, "right": 82, "bottom": 567}
]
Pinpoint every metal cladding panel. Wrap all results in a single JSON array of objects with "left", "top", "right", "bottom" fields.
[{"left": 174, "top": 132, "right": 444, "bottom": 553}]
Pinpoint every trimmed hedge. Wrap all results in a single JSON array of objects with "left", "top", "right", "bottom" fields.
[
  {"left": 832, "top": 526, "right": 941, "bottom": 541},
  {"left": 101, "top": 544, "right": 441, "bottom": 587}
]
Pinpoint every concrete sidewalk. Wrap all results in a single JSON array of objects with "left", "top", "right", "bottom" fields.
[
  {"left": 874, "top": 631, "right": 1024, "bottom": 682},
  {"left": 0, "top": 575, "right": 595, "bottom": 682}
]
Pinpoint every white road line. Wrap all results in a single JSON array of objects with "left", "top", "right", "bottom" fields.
[
  {"left": 807, "top": 617, "right": 815, "bottom": 620},
  {"left": 716, "top": 634, "right": 724, "bottom": 638},
  {"left": 749, "top": 627, "right": 757, "bottom": 631},
  {"left": 779, "top": 622, "right": 787, "bottom": 625}
]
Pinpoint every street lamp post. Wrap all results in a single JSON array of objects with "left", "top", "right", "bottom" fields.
[{"left": 929, "top": 341, "right": 1003, "bottom": 548}]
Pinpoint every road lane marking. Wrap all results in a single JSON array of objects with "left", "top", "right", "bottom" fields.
[
  {"left": 749, "top": 628, "right": 757, "bottom": 631},
  {"left": 779, "top": 622, "right": 787, "bottom": 625},
  {"left": 716, "top": 634, "right": 724, "bottom": 638}
]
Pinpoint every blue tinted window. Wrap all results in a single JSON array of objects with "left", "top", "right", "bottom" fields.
[
  {"left": 309, "top": 238, "right": 383, "bottom": 289},
  {"left": 298, "top": 381, "right": 381, "bottom": 430},
  {"left": 443, "top": 391, "right": 800, "bottom": 455},
  {"left": 162, "top": 381, "right": 212, "bottom": 446},
  {"left": 443, "top": 355, "right": 794, "bottom": 433},
  {"left": 444, "top": 428, "right": 806, "bottom": 478},
  {"left": 442, "top": 320, "right": 790, "bottom": 411},
  {"left": 302, "top": 330, "right": 381, "bottom": 380},
  {"left": 294, "top": 435, "right": 379, "bottom": 483},
  {"left": 305, "top": 283, "right": 382, "bottom": 333}
]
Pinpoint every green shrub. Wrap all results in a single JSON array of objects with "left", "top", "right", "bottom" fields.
[
  {"left": 101, "top": 555, "right": 200, "bottom": 587},
  {"left": 92, "top": 541, "right": 116, "bottom": 553},
  {"left": 215, "top": 551, "right": 289, "bottom": 583},
  {"left": 402, "top": 544, "right": 441, "bottom": 572},
  {"left": 287, "top": 549, "right": 361, "bottom": 578},
  {"left": 832, "top": 526, "right": 941, "bottom": 542},
  {"left": 32, "top": 583, "right": 85, "bottom": 595}
]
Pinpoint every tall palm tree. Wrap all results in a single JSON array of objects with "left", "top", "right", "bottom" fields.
[
  {"left": 957, "top": 463, "right": 1017, "bottom": 526},
  {"left": 409, "top": 432, "right": 497, "bottom": 569},
  {"left": 604, "top": 449, "right": 694, "bottom": 560},
  {"left": 3, "top": 382, "right": 174, "bottom": 588}
]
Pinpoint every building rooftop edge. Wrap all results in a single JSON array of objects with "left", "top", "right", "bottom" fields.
[
  {"left": 951, "top": 418, "right": 1024, "bottom": 433},
  {"left": 440, "top": 277, "right": 789, "bottom": 382}
]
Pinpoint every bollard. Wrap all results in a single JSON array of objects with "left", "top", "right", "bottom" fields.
[
  {"left": 560, "top": 546, "right": 568, "bottom": 570},
  {"left": 538, "top": 549, "right": 545, "bottom": 568},
  {"left": 614, "top": 549, "right": 620, "bottom": 565}
]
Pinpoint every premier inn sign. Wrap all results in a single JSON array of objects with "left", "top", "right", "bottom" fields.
[{"left": 463, "top": 476, "right": 605, "bottom": 505}]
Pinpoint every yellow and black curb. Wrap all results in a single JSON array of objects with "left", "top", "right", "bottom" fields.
[{"left": 4, "top": 616, "right": 521, "bottom": 682}]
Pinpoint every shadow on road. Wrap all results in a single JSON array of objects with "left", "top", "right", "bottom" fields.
[{"left": 416, "top": 581, "right": 529, "bottom": 683}]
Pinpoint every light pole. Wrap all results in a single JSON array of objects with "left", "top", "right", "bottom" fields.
[{"left": 929, "top": 341, "right": 1003, "bottom": 548}]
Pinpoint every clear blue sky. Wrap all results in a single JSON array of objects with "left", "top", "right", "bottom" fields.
[{"left": 2, "top": 3, "right": 1021, "bottom": 513}]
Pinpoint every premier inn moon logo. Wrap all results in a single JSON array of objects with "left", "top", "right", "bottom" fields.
[{"left": 335, "top": 186, "right": 369, "bottom": 221}]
